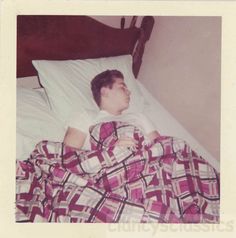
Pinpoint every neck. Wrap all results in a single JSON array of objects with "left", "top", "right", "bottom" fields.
[{"left": 100, "top": 104, "right": 122, "bottom": 116}]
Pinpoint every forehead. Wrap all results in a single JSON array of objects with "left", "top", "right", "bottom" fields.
[{"left": 113, "top": 77, "right": 126, "bottom": 86}]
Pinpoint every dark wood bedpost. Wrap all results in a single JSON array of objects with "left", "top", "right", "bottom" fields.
[{"left": 132, "top": 16, "right": 155, "bottom": 78}]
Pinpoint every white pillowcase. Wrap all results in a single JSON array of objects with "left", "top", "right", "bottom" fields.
[
  {"left": 32, "top": 55, "right": 145, "bottom": 123},
  {"left": 17, "top": 87, "right": 65, "bottom": 160}
]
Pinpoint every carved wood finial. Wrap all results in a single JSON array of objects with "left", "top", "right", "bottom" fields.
[
  {"left": 130, "top": 16, "right": 138, "bottom": 28},
  {"left": 132, "top": 16, "right": 155, "bottom": 78},
  {"left": 120, "top": 16, "right": 125, "bottom": 29}
]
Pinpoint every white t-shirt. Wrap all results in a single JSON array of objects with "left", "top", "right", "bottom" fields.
[{"left": 65, "top": 109, "right": 156, "bottom": 150}]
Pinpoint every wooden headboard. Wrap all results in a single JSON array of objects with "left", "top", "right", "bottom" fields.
[{"left": 17, "top": 15, "right": 154, "bottom": 78}]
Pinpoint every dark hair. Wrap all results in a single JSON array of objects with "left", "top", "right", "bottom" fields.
[{"left": 91, "top": 69, "right": 124, "bottom": 107}]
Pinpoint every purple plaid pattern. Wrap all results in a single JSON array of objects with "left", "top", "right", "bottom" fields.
[{"left": 16, "top": 121, "right": 220, "bottom": 223}]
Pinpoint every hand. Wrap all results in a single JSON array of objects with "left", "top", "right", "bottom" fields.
[
  {"left": 115, "top": 136, "right": 137, "bottom": 149},
  {"left": 147, "top": 130, "right": 160, "bottom": 141}
]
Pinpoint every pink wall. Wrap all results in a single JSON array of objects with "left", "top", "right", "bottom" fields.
[{"left": 138, "top": 16, "right": 221, "bottom": 161}]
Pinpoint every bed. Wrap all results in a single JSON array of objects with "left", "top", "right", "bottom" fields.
[{"left": 16, "top": 15, "right": 220, "bottom": 223}]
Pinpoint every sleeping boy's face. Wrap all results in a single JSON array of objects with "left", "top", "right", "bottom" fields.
[{"left": 106, "top": 77, "right": 131, "bottom": 112}]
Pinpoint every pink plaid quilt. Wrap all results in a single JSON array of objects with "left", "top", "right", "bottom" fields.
[{"left": 16, "top": 121, "right": 220, "bottom": 223}]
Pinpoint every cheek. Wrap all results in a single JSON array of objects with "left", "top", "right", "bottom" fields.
[
  {"left": 111, "top": 91, "right": 127, "bottom": 106},
  {"left": 113, "top": 91, "right": 123, "bottom": 100}
]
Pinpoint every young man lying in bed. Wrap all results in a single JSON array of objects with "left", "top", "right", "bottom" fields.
[
  {"left": 63, "top": 69, "right": 160, "bottom": 151},
  {"left": 16, "top": 70, "right": 220, "bottom": 223}
]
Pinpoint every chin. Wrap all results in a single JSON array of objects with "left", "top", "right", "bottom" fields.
[
  {"left": 124, "top": 104, "right": 130, "bottom": 110},
  {"left": 119, "top": 105, "right": 129, "bottom": 113}
]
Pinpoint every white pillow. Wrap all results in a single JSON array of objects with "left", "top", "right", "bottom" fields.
[
  {"left": 32, "top": 55, "right": 145, "bottom": 123},
  {"left": 17, "top": 87, "right": 65, "bottom": 160}
]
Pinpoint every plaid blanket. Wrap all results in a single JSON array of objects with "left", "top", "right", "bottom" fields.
[{"left": 16, "top": 121, "right": 220, "bottom": 223}]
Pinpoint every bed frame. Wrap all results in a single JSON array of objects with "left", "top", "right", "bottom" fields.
[{"left": 17, "top": 15, "right": 154, "bottom": 79}]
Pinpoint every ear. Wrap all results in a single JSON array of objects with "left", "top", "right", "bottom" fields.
[{"left": 101, "top": 87, "right": 109, "bottom": 97}]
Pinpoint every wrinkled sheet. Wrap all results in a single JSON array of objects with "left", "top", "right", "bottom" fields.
[{"left": 16, "top": 121, "right": 220, "bottom": 223}]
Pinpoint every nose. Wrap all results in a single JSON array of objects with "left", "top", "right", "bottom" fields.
[{"left": 126, "top": 88, "right": 131, "bottom": 96}]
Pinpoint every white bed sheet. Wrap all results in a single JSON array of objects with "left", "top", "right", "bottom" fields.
[
  {"left": 16, "top": 86, "right": 65, "bottom": 160},
  {"left": 136, "top": 80, "right": 220, "bottom": 172}
]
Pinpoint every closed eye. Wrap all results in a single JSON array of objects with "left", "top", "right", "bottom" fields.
[{"left": 117, "top": 82, "right": 130, "bottom": 94}]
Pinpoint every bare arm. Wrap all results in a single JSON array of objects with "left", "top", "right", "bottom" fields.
[{"left": 63, "top": 127, "right": 87, "bottom": 149}]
